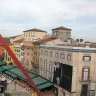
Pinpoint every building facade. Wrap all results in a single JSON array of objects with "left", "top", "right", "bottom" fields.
[
  {"left": 52, "top": 26, "right": 71, "bottom": 42},
  {"left": 0, "top": 45, "right": 4, "bottom": 60},
  {"left": 4, "top": 44, "right": 14, "bottom": 64},
  {"left": 21, "top": 41, "right": 33, "bottom": 69},
  {"left": 23, "top": 28, "right": 47, "bottom": 42},
  {"left": 13, "top": 39, "right": 24, "bottom": 63},
  {"left": 39, "top": 44, "right": 96, "bottom": 96},
  {"left": 33, "top": 38, "right": 64, "bottom": 73}
]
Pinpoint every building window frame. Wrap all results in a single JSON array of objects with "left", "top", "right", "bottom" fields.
[
  {"left": 83, "top": 56, "right": 91, "bottom": 62},
  {"left": 44, "top": 59, "right": 47, "bottom": 69},
  {"left": 49, "top": 51, "right": 53, "bottom": 57},
  {"left": 67, "top": 55, "right": 71, "bottom": 61},
  {"left": 40, "top": 50, "right": 43, "bottom": 55},
  {"left": 49, "top": 61, "right": 52, "bottom": 72},
  {"left": 82, "top": 67, "right": 90, "bottom": 81},
  {"left": 60, "top": 53, "right": 65, "bottom": 59},
  {"left": 55, "top": 52, "right": 59, "bottom": 58},
  {"left": 44, "top": 50, "right": 48, "bottom": 56}
]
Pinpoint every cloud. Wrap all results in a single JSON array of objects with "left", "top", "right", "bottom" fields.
[
  {"left": 0, "top": 0, "right": 96, "bottom": 41},
  {"left": 1, "top": 0, "right": 96, "bottom": 21}
]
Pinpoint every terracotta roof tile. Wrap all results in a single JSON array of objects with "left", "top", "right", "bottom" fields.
[
  {"left": 10, "top": 34, "right": 22, "bottom": 38},
  {"left": 23, "top": 28, "right": 47, "bottom": 32},
  {"left": 13, "top": 39, "right": 24, "bottom": 43},
  {"left": 52, "top": 26, "right": 71, "bottom": 30}
]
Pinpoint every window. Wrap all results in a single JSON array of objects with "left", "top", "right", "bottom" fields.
[
  {"left": 82, "top": 68, "right": 90, "bottom": 81},
  {"left": 49, "top": 61, "right": 52, "bottom": 72},
  {"left": 8, "top": 57, "right": 10, "bottom": 61},
  {"left": 39, "top": 58, "right": 43, "bottom": 67},
  {"left": 67, "top": 55, "right": 71, "bottom": 61},
  {"left": 29, "top": 32, "right": 31, "bottom": 37},
  {"left": 55, "top": 52, "right": 59, "bottom": 58},
  {"left": 83, "top": 56, "right": 91, "bottom": 61},
  {"left": 15, "top": 49, "right": 17, "bottom": 52},
  {"left": 44, "top": 59, "right": 47, "bottom": 69},
  {"left": 49, "top": 51, "right": 53, "bottom": 57},
  {"left": 21, "top": 47, "right": 24, "bottom": 50},
  {"left": 10, "top": 57, "right": 11, "bottom": 61},
  {"left": 6, "top": 57, "right": 7, "bottom": 60},
  {"left": 18, "top": 50, "right": 20, "bottom": 52},
  {"left": 27, "top": 48, "right": 30, "bottom": 50},
  {"left": 27, "top": 52, "right": 29, "bottom": 56},
  {"left": 44, "top": 50, "right": 48, "bottom": 56},
  {"left": 27, "top": 59, "right": 29, "bottom": 64},
  {"left": 60, "top": 53, "right": 65, "bottom": 59},
  {"left": 21, "top": 52, "right": 23, "bottom": 56},
  {"left": 40, "top": 50, "right": 43, "bottom": 55}
]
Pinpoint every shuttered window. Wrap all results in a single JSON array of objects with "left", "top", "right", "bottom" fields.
[{"left": 82, "top": 68, "right": 90, "bottom": 81}]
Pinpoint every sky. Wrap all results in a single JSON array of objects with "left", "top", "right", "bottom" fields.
[{"left": 0, "top": 0, "right": 96, "bottom": 42}]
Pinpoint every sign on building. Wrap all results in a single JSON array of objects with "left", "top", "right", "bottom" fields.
[{"left": 90, "top": 82, "right": 96, "bottom": 96}]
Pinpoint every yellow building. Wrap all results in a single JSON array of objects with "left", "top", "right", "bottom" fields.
[{"left": 4, "top": 44, "right": 15, "bottom": 65}]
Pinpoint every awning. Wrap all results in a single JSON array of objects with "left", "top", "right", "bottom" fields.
[
  {"left": 0, "top": 61, "right": 6, "bottom": 66},
  {"left": 0, "top": 67, "right": 5, "bottom": 72},
  {"left": 9, "top": 67, "right": 24, "bottom": 76},
  {"left": 5, "top": 71, "right": 18, "bottom": 78},
  {"left": 0, "top": 65, "right": 53, "bottom": 90},
  {"left": 32, "top": 77, "right": 47, "bottom": 86},
  {"left": 38, "top": 82, "right": 53, "bottom": 90},
  {"left": 1, "top": 65, "right": 16, "bottom": 71}
]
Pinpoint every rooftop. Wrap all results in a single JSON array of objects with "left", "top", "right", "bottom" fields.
[
  {"left": 23, "top": 28, "right": 47, "bottom": 33},
  {"left": 33, "top": 38, "right": 57, "bottom": 45},
  {"left": 13, "top": 38, "right": 24, "bottom": 43},
  {"left": 52, "top": 26, "right": 71, "bottom": 30},
  {"left": 10, "top": 34, "right": 22, "bottom": 38},
  {"left": 40, "top": 44, "right": 96, "bottom": 52}
]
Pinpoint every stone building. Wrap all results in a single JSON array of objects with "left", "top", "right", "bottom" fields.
[
  {"left": 13, "top": 39, "right": 24, "bottom": 63},
  {"left": 33, "top": 38, "right": 64, "bottom": 73},
  {"left": 23, "top": 28, "right": 47, "bottom": 42},
  {"left": 39, "top": 44, "right": 96, "bottom": 96},
  {"left": 21, "top": 41, "right": 33, "bottom": 69},
  {"left": 52, "top": 26, "right": 71, "bottom": 42},
  {"left": 4, "top": 44, "right": 14, "bottom": 65}
]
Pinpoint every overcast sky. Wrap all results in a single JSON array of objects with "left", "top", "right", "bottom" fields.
[{"left": 0, "top": 0, "right": 96, "bottom": 41}]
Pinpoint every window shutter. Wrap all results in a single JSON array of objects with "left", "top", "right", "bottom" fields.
[
  {"left": 88, "top": 68, "right": 90, "bottom": 81},
  {"left": 82, "top": 68, "right": 84, "bottom": 80}
]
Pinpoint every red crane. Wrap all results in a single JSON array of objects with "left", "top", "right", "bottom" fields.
[{"left": 0, "top": 34, "right": 43, "bottom": 96}]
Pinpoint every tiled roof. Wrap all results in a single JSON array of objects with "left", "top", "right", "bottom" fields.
[
  {"left": 33, "top": 38, "right": 57, "bottom": 45},
  {"left": 13, "top": 34, "right": 23, "bottom": 42},
  {"left": 52, "top": 26, "right": 71, "bottom": 30},
  {"left": 23, "top": 28, "right": 47, "bottom": 32},
  {"left": 10, "top": 34, "right": 22, "bottom": 38},
  {"left": 90, "top": 43, "right": 96, "bottom": 48},
  {"left": 13, "top": 38, "right": 24, "bottom": 43}
]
